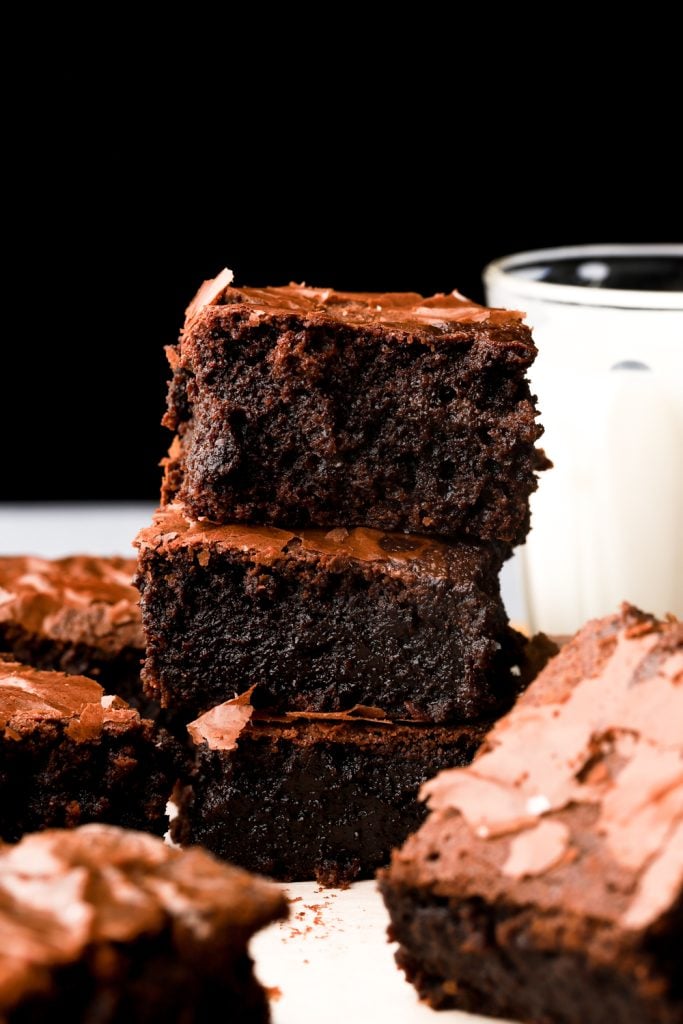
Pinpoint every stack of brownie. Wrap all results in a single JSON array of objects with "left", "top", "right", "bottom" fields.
[{"left": 135, "top": 269, "right": 547, "bottom": 884}]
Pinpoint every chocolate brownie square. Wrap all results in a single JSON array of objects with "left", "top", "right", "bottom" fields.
[
  {"left": 0, "top": 555, "right": 150, "bottom": 712},
  {"left": 380, "top": 605, "right": 683, "bottom": 1024},
  {"left": 171, "top": 692, "right": 490, "bottom": 886},
  {"left": 0, "top": 660, "right": 177, "bottom": 842},
  {"left": 0, "top": 824, "right": 287, "bottom": 1022},
  {"left": 163, "top": 271, "right": 547, "bottom": 547},
  {"left": 135, "top": 505, "right": 521, "bottom": 724}
]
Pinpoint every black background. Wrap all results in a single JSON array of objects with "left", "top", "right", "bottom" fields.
[{"left": 5, "top": 67, "right": 681, "bottom": 502}]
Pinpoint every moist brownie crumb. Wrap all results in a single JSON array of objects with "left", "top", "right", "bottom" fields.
[
  {"left": 171, "top": 692, "right": 491, "bottom": 885},
  {"left": 0, "top": 660, "right": 178, "bottom": 842},
  {"left": 0, "top": 555, "right": 150, "bottom": 713},
  {"left": 380, "top": 604, "right": 683, "bottom": 1024},
  {"left": 135, "top": 504, "right": 521, "bottom": 724},
  {"left": 163, "top": 272, "right": 547, "bottom": 546},
  {"left": 0, "top": 823, "right": 287, "bottom": 1022}
]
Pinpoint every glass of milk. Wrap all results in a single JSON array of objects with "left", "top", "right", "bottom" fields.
[{"left": 484, "top": 244, "right": 683, "bottom": 635}]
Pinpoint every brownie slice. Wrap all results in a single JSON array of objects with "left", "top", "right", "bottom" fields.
[
  {"left": 0, "top": 824, "right": 287, "bottom": 1022},
  {"left": 0, "top": 555, "right": 150, "bottom": 713},
  {"left": 380, "top": 604, "right": 683, "bottom": 1024},
  {"left": 135, "top": 504, "right": 520, "bottom": 724},
  {"left": 171, "top": 692, "right": 489, "bottom": 886},
  {"left": 0, "top": 660, "right": 178, "bottom": 842},
  {"left": 163, "top": 271, "right": 546, "bottom": 547}
]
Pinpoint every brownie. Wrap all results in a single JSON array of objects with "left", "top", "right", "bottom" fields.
[
  {"left": 0, "top": 823, "right": 287, "bottom": 1022},
  {"left": 163, "top": 270, "right": 547, "bottom": 547},
  {"left": 380, "top": 604, "right": 683, "bottom": 1024},
  {"left": 171, "top": 691, "right": 490, "bottom": 886},
  {"left": 135, "top": 504, "right": 521, "bottom": 724},
  {"left": 0, "top": 659, "right": 178, "bottom": 842},
  {"left": 0, "top": 555, "right": 150, "bottom": 713}
]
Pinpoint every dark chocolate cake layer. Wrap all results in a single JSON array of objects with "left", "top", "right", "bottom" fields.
[
  {"left": 172, "top": 694, "right": 490, "bottom": 886},
  {"left": 164, "top": 272, "right": 547, "bottom": 545},
  {"left": 135, "top": 505, "right": 521, "bottom": 724}
]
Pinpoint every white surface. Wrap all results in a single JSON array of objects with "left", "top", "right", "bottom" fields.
[
  {"left": 0, "top": 504, "right": 523, "bottom": 1022},
  {"left": 486, "top": 245, "right": 683, "bottom": 634},
  {"left": 253, "top": 881, "right": 508, "bottom": 1024},
  {"left": 0, "top": 502, "right": 155, "bottom": 558}
]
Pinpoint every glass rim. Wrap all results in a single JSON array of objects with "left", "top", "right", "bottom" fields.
[{"left": 483, "top": 243, "right": 683, "bottom": 310}]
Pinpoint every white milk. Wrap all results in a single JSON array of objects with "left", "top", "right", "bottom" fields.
[{"left": 485, "top": 244, "right": 683, "bottom": 635}]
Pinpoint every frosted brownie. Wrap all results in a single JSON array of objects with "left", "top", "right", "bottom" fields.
[
  {"left": 0, "top": 555, "right": 148, "bottom": 711},
  {"left": 163, "top": 270, "right": 547, "bottom": 546},
  {"left": 380, "top": 605, "right": 683, "bottom": 1024},
  {"left": 0, "top": 824, "right": 286, "bottom": 1022},
  {"left": 0, "top": 660, "right": 177, "bottom": 841},
  {"left": 171, "top": 693, "right": 489, "bottom": 886},
  {"left": 135, "top": 505, "right": 521, "bottom": 723}
]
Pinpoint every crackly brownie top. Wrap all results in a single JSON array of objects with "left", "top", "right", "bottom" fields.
[
  {"left": 0, "top": 659, "right": 142, "bottom": 739},
  {"left": 188, "top": 691, "right": 395, "bottom": 750},
  {"left": 184, "top": 267, "right": 526, "bottom": 337},
  {"left": 0, "top": 824, "right": 287, "bottom": 1011},
  {"left": 391, "top": 604, "right": 683, "bottom": 933},
  {"left": 0, "top": 555, "right": 142, "bottom": 653},
  {"left": 187, "top": 691, "right": 485, "bottom": 750},
  {"left": 136, "top": 503, "right": 496, "bottom": 583}
]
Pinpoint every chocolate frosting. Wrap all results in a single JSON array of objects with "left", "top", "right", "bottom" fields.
[
  {"left": 184, "top": 267, "right": 524, "bottom": 334},
  {"left": 0, "top": 824, "right": 287, "bottom": 1011},
  {"left": 0, "top": 556, "right": 142, "bottom": 653},
  {"left": 0, "top": 660, "right": 140, "bottom": 740},
  {"left": 135, "top": 503, "right": 476, "bottom": 582},
  {"left": 405, "top": 605, "right": 683, "bottom": 932}
]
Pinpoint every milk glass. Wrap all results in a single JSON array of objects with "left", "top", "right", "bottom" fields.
[{"left": 484, "top": 244, "right": 683, "bottom": 635}]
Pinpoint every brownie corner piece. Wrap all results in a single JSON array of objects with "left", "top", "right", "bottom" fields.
[
  {"left": 165, "top": 276, "right": 545, "bottom": 544},
  {"left": 171, "top": 692, "right": 490, "bottom": 885},
  {"left": 0, "top": 660, "right": 178, "bottom": 842},
  {"left": 0, "top": 823, "right": 287, "bottom": 1022},
  {"left": 381, "top": 605, "right": 683, "bottom": 1024},
  {"left": 135, "top": 504, "right": 519, "bottom": 724}
]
